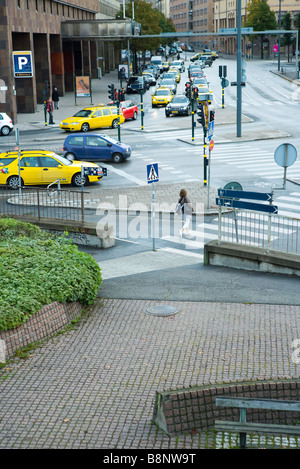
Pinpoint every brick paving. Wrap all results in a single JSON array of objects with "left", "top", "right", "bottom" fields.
[{"left": 1, "top": 299, "right": 299, "bottom": 449}]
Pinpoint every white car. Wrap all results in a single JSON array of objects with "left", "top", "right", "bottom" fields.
[{"left": 0, "top": 113, "right": 13, "bottom": 136}]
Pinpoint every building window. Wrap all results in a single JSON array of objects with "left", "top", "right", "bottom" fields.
[
  {"left": 17, "top": 0, "right": 21, "bottom": 8},
  {"left": 36, "top": 0, "right": 38, "bottom": 11}
]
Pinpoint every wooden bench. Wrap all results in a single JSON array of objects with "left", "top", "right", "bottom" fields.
[{"left": 215, "top": 397, "right": 300, "bottom": 449}]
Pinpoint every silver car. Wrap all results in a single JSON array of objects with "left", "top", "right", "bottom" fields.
[
  {"left": 159, "top": 79, "right": 177, "bottom": 95},
  {"left": 0, "top": 113, "right": 13, "bottom": 136}
]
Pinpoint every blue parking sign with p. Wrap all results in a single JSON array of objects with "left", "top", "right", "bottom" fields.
[{"left": 13, "top": 51, "right": 33, "bottom": 77}]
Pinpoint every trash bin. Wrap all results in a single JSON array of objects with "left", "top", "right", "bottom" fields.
[{"left": 97, "top": 67, "right": 102, "bottom": 79}]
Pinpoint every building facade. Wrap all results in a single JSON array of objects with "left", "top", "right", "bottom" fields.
[{"left": 169, "top": 0, "right": 215, "bottom": 49}]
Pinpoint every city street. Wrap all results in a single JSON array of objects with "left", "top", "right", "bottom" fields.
[{"left": 1, "top": 54, "right": 300, "bottom": 452}]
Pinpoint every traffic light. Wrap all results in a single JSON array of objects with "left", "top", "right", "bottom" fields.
[
  {"left": 118, "top": 89, "right": 125, "bottom": 102},
  {"left": 185, "top": 82, "right": 191, "bottom": 99},
  {"left": 108, "top": 83, "right": 115, "bottom": 101},
  {"left": 197, "top": 103, "right": 205, "bottom": 126},
  {"left": 193, "top": 86, "right": 198, "bottom": 99},
  {"left": 209, "top": 110, "right": 215, "bottom": 122}
]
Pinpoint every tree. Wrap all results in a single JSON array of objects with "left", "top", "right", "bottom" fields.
[
  {"left": 117, "top": 0, "right": 167, "bottom": 73},
  {"left": 281, "top": 12, "right": 293, "bottom": 61},
  {"left": 244, "top": 0, "right": 278, "bottom": 58}
]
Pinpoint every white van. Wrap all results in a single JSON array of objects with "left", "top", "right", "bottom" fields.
[{"left": 150, "top": 56, "right": 163, "bottom": 73}]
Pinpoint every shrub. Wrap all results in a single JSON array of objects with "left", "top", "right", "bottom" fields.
[{"left": 0, "top": 218, "right": 102, "bottom": 331}]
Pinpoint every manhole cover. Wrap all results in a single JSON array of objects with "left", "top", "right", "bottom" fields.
[{"left": 145, "top": 305, "right": 179, "bottom": 317}]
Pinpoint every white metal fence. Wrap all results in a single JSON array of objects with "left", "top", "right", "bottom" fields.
[{"left": 218, "top": 208, "right": 300, "bottom": 255}]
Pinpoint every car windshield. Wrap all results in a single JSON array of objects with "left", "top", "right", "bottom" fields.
[
  {"left": 104, "top": 136, "right": 118, "bottom": 145},
  {"left": 0, "top": 157, "right": 16, "bottom": 166},
  {"left": 171, "top": 97, "right": 188, "bottom": 103},
  {"left": 52, "top": 153, "right": 73, "bottom": 166},
  {"left": 161, "top": 80, "right": 173, "bottom": 85},
  {"left": 73, "top": 110, "right": 93, "bottom": 118},
  {"left": 156, "top": 90, "right": 170, "bottom": 95}
]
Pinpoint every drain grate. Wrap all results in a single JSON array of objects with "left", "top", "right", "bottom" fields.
[{"left": 145, "top": 305, "right": 179, "bottom": 317}]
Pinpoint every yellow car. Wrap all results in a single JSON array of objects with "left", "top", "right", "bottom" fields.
[
  {"left": 197, "top": 86, "right": 213, "bottom": 105},
  {"left": 60, "top": 105, "right": 125, "bottom": 132},
  {"left": 152, "top": 87, "right": 174, "bottom": 107},
  {"left": 168, "top": 68, "right": 181, "bottom": 83},
  {"left": 0, "top": 150, "right": 104, "bottom": 188},
  {"left": 162, "top": 61, "right": 170, "bottom": 72}
]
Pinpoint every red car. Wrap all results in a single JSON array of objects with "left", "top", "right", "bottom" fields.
[
  {"left": 108, "top": 100, "right": 138, "bottom": 120},
  {"left": 120, "top": 100, "right": 138, "bottom": 120}
]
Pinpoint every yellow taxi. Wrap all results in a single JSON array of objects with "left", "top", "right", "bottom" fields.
[
  {"left": 168, "top": 67, "right": 181, "bottom": 83},
  {"left": 60, "top": 105, "right": 125, "bottom": 132},
  {"left": 197, "top": 86, "right": 213, "bottom": 105},
  {"left": 152, "top": 87, "right": 174, "bottom": 107},
  {"left": 0, "top": 150, "right": 104, "bottom": 188}
]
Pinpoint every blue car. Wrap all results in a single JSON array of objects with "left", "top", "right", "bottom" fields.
[{"left": 63, "top": 133, "right": 131, "bottom": 164}]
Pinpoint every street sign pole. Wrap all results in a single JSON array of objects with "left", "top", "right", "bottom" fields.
[
  {"left": 147, "top": 163, "right": 159, "bottom": 251},
  {"left": 237, "top": 0, "right": 242, "bottom": 137},
  {"left": 15, "top": 128, "right": 22, "bottom": 199}
]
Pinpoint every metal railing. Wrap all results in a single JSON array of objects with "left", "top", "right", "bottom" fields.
[
  {"left": 218, "top": 208, "right": 300, "bottom": 255},
  {"left": 0, "top": 186, "right": 86, "bottom": 224}
]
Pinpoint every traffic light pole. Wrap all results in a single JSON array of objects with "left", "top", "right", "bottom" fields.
[
  {"left": 140, "top": 90, "right": 144, "bottom": 130},
  {"left": 191, "top": 98, "right": 195, "bottom": 141},
  {"left": 203, "top": 126, "right": 207, "bottom": 187},
  {"left": 117, "top": 100, "right": 121, "bottom": 142}
]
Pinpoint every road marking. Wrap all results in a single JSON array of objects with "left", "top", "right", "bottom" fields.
[{"left": 107, "top": 166, "right": 147, "bottom": 186}]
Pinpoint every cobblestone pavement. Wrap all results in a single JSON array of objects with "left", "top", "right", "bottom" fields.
[{"left": 1, "top": 299, "right": 299, "bottom": 449}]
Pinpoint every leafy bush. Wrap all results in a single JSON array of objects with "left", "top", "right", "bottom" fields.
[{"left": 0, "top": 218, "right": 102, "bottom": 331}]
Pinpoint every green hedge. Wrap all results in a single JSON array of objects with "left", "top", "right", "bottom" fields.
[{"left": 0, "top": 218, "right": 102, "bottom": 331}]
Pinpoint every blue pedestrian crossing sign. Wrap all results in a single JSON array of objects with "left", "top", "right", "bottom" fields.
[
  {"left": 13, "top": 51, "right": 33, "bottom": 77},
  {"left": 147, "top": 163, "right": 159, "bottom": 183}
]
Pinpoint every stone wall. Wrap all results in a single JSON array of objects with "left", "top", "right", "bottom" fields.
[
  {"left": 0, "top": 301, "right": 83, "bottom": 362},
  {"left": 153, "top": 380, "right": 300, "bottom": 434}
]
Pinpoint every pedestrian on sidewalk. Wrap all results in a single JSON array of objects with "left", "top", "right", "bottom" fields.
[
  {"left": 52, "top": 87, "right": 60, "bottom": 109},
  {"left": 177, "top": 188, "right": 193, "bottom": 237},
  {"left": 46, "top": 99, "right": 55, "bottom": 124}
]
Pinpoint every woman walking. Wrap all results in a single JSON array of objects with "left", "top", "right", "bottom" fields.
[{"left": 177, "top": 188, "right": 193, "bottom": 237}]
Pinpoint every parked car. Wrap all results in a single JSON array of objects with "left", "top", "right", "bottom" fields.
[
  {"left": 165, "top": 95, "right": 191, "bottom": 117},
  {"left": 0, "top": 150, "right": 104, "bottom": 188},
  {"left": 0, "top": 112, "right": 14, "bottom": 136},
  {"left": 63, "top": 133, "right": 131, "bottom": 164},
  {"left": 60, "top": 106, "right": 125, "bottom": 132},
  {"left": 159, "top": 78, "right": 177, "bottom": 95}
]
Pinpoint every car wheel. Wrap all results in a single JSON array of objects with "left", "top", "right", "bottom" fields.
[
  {"left": 165, "top": 113, "right": 170, "bottom": 117},
  {"left": 81, "top": 122, "right": 90, "bottom": 132},
  {"left": 65, "top": 152, "right": 76, "bottom": 161},
  {"left": 1, "top": 126, "right": 11, "bottom": 136},
  {"left": 7, "top": 175, "right": 22, "bottom": 189},
  {"left": 133, "top": 111, "right": 138, "bottom": 120},
  {"left": 72, "top": 173, "right": 86, "bottom": 187},
  {"left": 111, "top": 153, "right": 123, "bottom": 164},
  {"left": 111, "top": 119, "right": 118, "bottom": 129}
]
